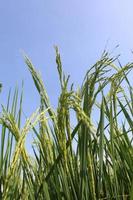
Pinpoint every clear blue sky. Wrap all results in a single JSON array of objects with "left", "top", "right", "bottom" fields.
[{"left": 0, "top": 0, "right": 133, "bottom": 124}]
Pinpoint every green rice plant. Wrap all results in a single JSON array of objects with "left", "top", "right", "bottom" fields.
[{"left": 0, "top": 47, "right": 133, "bottom": 199}]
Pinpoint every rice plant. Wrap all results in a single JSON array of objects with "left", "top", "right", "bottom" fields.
[{"left": 0, "top": 47, "right": 133, "bottom": 199}]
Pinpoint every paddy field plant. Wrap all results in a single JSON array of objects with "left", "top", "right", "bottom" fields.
[{"left": 0, "top": 47, "right": 133, "bottom": 199}]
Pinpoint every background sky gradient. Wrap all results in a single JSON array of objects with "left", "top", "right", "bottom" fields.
[{"left": 0, "top": 1, "right": 133, "bottom": 150}]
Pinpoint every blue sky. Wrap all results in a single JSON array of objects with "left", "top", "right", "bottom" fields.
[{"left": 0, "top": 0, "right": 133, "bottom": 138}]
